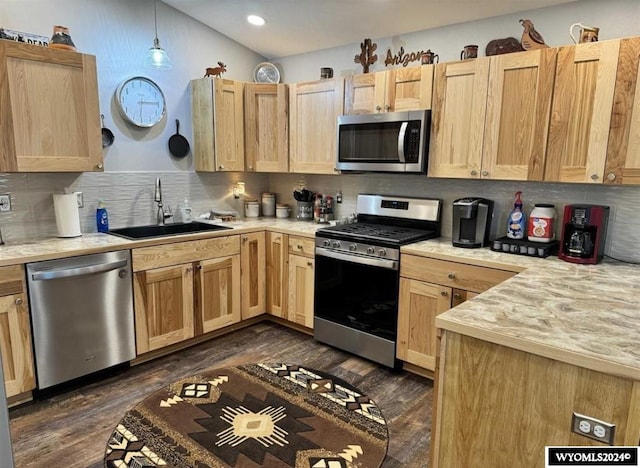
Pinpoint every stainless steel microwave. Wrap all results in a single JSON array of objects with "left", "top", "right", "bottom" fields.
[{"left": 336, "top": 110, "right": 430, "bottom": 173}]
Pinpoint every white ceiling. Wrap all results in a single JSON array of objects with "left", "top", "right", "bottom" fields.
[{"left": 163, "top": 0, "right": 578, "bottom": 59}]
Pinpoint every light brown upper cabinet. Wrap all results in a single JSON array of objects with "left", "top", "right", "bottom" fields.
[
  {"left": 604, "top": 36, "right": 640, "bottom": 185},
  {"left": 289, "top": 77, "right": 344, "bottom": 174},
  {"left": 344, "top": 66, "right": 433, "bottom": 114},
  {"left": 191, "top": 77, "right": 245, "bottom": 172},
  {"left": 429, "top": 58, "right": 490, "bottom": 178},
  {"left": 0, "top": 41, "right": 102, "bottom": 172},
  {"left": 544, "top": 39, "right": 621, "bottom": 183},
  {"left": 244, "top": 83, "right": 289, "bottom": 172},
  {"left": 429, "top": 48, "right": 557, "bottom": 180}
]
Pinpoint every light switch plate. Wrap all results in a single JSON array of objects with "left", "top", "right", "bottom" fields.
[{"left": 572, "top": 412, "right": 615, "bottom": 445}]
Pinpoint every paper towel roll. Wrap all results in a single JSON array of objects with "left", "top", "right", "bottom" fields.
[{"left": 53, "top": 194, "right": 82, "bottom": 237}]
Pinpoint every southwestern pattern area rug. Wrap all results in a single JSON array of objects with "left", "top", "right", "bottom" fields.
[{"left": 104, "top": 363, "right": 388, "bottom": 467}]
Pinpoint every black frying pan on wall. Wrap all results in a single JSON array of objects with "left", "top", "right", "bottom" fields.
[{"left": 168, "top": 119, "right": 190, "bottom": 158}]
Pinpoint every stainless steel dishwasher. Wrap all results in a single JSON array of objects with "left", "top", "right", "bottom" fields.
[{"left": 26, "top": 250, "right": 135, "bottom": 389}]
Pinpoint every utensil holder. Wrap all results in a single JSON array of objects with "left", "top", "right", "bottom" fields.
[{"left": 296, "top": 201, "right": 313, "bottom": 221}]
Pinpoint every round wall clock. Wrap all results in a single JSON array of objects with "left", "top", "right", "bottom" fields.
[
  {"left": 253, "top": 62, "right": 280, "bottom": 83},
  {"left": 114, "top": 76, "right": 166, "bottom": 128}
]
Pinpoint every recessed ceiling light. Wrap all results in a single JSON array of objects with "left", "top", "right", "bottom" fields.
[{"left": 247, "top": 14, "right": 266, "bottom": 26}]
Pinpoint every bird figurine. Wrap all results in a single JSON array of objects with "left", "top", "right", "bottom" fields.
[{"left": 519, "top": 19, "right": 549, "bottom": 50}]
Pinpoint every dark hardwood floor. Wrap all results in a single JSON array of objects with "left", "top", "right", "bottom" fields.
[{"left": 9, "top": 322, "right": 433, "bottom": 467}]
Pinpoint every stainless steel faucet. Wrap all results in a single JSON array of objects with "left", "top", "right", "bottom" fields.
[{"left": 154, "top": 178, "right": 172, "bottom": 225}]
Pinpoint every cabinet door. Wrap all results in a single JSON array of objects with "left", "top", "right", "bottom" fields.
[
  {"left": 344, "top": 72, "right": 386, "bottom": 114},
  {"left": 386, "top": 65, "right": 433, "bottom": 112},
  {"left": 240, "top": 232, "right": 266, "bottom": 319},
  {"left": 0, "top": 292, "right": 35, "bottom": 397},
  {"left": 0, "top": 41, "right": 102, "bottom": 172},
  {"left": 482, "top": 49, "right": 556, "bottom": 180},
  {"left": 604, "top": 36, "right": 640, "bottom": 185},
  {"left": 545, "top": 40, "right": 621, "bottom": 183},
  {"left": 397, "top": 278, "right": 452, "bottom": 371},
  {"left": 191, "top": 78, "right": 245, "bottom": 172},
  {"left": 287, "top": 254, "right": 315, "bottom": 328},
  {"left": 244, "top": 83, "right": 289, "bottom": 172},
  {"left": 133, "top": 264, "right": 194, "bottom": 354},
  {"left": 197, "top": 255, "right": 241, "bottom": 334},
  {"left": 428, "top": 59, "right": 490, "bottom": 178},
  {"left": 289, "top": 77, "right": 344, "bottom": 174},
  {"left": 266, "top": 231, "right": 288, "bottom": 318}
]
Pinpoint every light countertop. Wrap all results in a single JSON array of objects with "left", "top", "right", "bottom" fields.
[
  {"left": 4, "top": 223, "right": 639, "bottom": 380},
  {"left": 403, "top": 238, "right": 640, "bottom": 380}
]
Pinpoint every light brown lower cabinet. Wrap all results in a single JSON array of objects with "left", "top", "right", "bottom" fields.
[
  {"left": 431, "top": 332, "right": 640, "bottom": 467},
  {"left": 287, "top": 236, "right": 315, "bottom": 328},
  {"left": 240, "top": 232, "right": 266, "bottom": 319},
  {"left": 266, "top": 231, "right": 288, "bottom": 318},
  {"left": 397, "top": 254, "right": 516, "bottom": 372},
  {"left": 0, "top": 265, "right": 35, "bottom": 397},
  {"left": 132, "top": 236, "right": 241, "bottom": 355}
]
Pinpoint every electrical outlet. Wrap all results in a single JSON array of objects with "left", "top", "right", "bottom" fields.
[
  {"left": 75, "top": 192, "right": 84, "bottom": 208},
  {"left": 0, "top": 194, "right": 11, "bottom": 212},
  {"left": 572, "top": 412, "right": 616, "bottom": 445}
]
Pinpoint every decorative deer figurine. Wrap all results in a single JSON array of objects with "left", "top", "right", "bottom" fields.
[{"left": 205, "top": 61, "right": 227, "bottom": 78}]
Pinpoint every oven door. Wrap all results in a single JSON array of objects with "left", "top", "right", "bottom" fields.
[{"left": 313, "top": 247, "right": 400, "bottom": 368}]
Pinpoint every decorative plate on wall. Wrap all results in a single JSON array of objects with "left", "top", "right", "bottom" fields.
[{"left": 253, "top": 62, "right": 280, "bottom": 83}]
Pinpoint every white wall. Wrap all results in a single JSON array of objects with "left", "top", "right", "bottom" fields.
[{"left": 273, "top": 0, "right": 640, "bottom": 82}]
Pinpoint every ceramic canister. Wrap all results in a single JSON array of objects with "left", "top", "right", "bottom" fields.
[{"left": 245, "top": 199, "right": 260, "bottom": 217}]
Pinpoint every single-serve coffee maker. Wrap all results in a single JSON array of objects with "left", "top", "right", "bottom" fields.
[
  {"left": 559, "top": 204, "right": 609, "bottom": 264},
  {"left": 452, "top": 198, "right": 494, "bottom": 248}
]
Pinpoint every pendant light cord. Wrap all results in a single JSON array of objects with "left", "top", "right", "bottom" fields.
[{"left": 153, "top": 0, "right": 159, "bottom": 40}]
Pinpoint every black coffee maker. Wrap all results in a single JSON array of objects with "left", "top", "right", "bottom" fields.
[
  {"left": 559, "top": 204, "right": 609, "bottom": 264},
  {"left": 452, "top": 198, "right": 494, "bottom": 248}
]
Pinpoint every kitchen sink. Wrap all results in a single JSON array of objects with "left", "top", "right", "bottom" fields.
[{"left": 108, "top": 222, "right": 232, "bottom": 240}]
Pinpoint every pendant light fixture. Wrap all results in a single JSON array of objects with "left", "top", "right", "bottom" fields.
[{"left": 145, "top": 0, "right": 173, "bottom": 70}]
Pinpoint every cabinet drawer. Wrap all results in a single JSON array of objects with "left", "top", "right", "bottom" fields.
[
  {"left": 133, "top": 236, "right": 240, "bottom": 271},
  {"left": 0, "top": 265, "right": 25, "bottom": 295},
  {"left": 400, "top": 255, "right": 515, "bottom": 293},
  {"left": 288, "top": 236, "right": 315, "bottom": 258}
]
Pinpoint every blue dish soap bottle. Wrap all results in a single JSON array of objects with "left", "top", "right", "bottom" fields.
[
  {"left": 506, "top": 191, "right": 526, "bottom": 239},
  {"left": 96, "top": 200, "right": 109, "bottom": 233}
]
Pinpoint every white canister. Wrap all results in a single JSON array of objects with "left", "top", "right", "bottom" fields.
[
  {"left": 245, "top": 200, "right": 260, "bottom": 218},
  {"left": 276, "top": 204, "right": 290, "bottom": 219},
  {"left": 261, "top": 192, "right": 276, "bottom": 217},
  {"left": 527, "top": 204, "right": 557, "bottom": 243}
]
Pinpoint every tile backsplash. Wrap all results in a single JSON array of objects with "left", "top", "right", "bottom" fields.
[{"left": 0, "top": 171, "right": 638, "bottom": 264}]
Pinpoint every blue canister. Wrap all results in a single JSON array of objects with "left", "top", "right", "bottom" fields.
[{"left": 96, "top": 200, "right": 109, "bottom": 233}]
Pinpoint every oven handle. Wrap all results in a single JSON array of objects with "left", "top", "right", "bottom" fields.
[
  {"left": 397, "top": 121, "right": 408, "bottom": 163},
  {"left": 315, "top": 247, "right": 398, "bottom": 270}
]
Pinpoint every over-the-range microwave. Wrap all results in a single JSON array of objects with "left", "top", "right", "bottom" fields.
[{"left": 336, "top": 110, "right": 430, "bottom": 173}]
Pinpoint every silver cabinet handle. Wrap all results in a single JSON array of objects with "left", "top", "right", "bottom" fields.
[
  {"left": 482, "top": 170, "right": 489, "bottom": 177},
  {"left": 606, "top": 173, "right": 616, "bottom": 181},
  {"left": 242, "top": 236, "right": 248, "bottom": 242},
  {"left": 591, "top": 173, "right": 599, "bottom": 180},
  {"left": 31, "top": 259, "right": 128, "bottom": 281},
  {"left": 219, "top": 165, "right": 224, "bottom": 170},
  {"left": 385, "top": 105, "right": 391, "bottom": 112},
  {"left": 307, "top": 261, "right": 313, "bottom": 267},
  {"left": 440, "top": 291, "right": 449, "bottom": 297},
  {"left": 470, "top": 170, "right": 478, "bottom": 176},
  {"left": 96, "top": 163, "right": 103, "bottom": 170},
  {"left": 375, "top": 105, "right": 382, "bottom": 112},
  {"left": 453, "top": 293, "right": 461, "bottom": 300},
  {"left": 447, "top": 272, "right": 456, "bottom": 279},
  {"left": 15, "top": 297, "right": 23, "bottom": 305}
]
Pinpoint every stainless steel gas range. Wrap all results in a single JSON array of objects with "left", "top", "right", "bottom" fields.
[{"left": 313, "top": 194, "right": 442, "bottom": 368}]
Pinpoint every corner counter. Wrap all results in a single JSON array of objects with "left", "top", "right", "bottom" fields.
[{"left": 403, "top": 238, "right": 640, "bottom": 380}]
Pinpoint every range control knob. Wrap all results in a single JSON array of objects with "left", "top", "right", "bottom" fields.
[
  {"left": 332, "top": 241, "right": 341, "bottom": 248},
  {"left": 349, "top": 243, "right": 357, "bottom": 251},
  {"left": 323, "top": 240, "right": 331, "bottom": 247},
  {"left": 378, "top": 248, "right": 387, "bottom": 257},
  {"left": 367, "top": 247, "right": 375, "bottom": 254}
]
